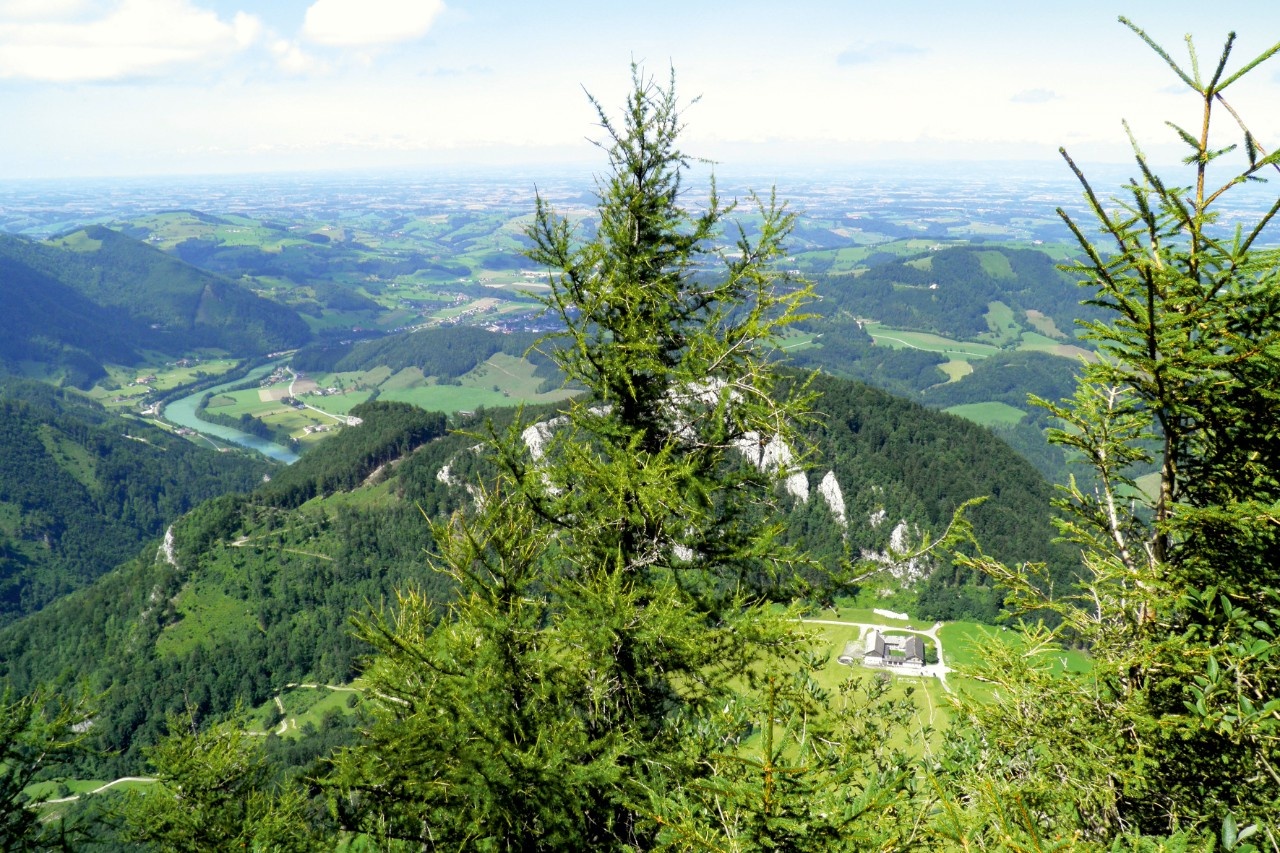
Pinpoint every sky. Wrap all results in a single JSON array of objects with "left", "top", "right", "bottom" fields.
[{"left": 1, "top": 0, "right": 1279, "bottom": 179}]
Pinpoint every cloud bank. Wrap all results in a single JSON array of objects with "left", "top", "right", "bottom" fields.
[{"left": 0, "top": 0, "right": 259, "bottom": 82}]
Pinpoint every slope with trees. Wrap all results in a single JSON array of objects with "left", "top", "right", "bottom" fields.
[
  {"left": 0, "top": 378, "right": 271, "bottom": 624},
  {"left": 0, "top": 227, "right": 311, "bottom": 358}
]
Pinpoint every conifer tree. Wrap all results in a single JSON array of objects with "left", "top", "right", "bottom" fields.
[
  {"left": 330, "top": 66, "right": 815, "bottom": 849},
  {"left": 0, "top": 689, "right": 91, "bottom": 852},
  {"left": 943, "top": 18, "right": 1280, "bottom": 844}
]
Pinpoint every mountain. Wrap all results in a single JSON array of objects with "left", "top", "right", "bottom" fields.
[
  {"left": 292, "top": 325, "right": 558, "bottom": 384},
  {"left": 0, "top": 377, "right": 1064, "bottom": 776},
  {"left": 0, "top": 228, "right": 311, "bottom": 371},
  {"left": 0, "top": 379, "right": 272, "bottom": 625},
  {"left": 0, "top": 240, "right": 146, "bottom": 386}
]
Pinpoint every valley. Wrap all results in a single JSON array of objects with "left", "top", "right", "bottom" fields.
[
  {"left": 0, "top": 166, "right": 1132, "bottom": 468},
  {"left": 2, "top": 154, "right": 1274, "bottom": 847}
]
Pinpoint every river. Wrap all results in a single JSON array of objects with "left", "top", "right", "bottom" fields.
[{"left": 162, "top": 363, "right": 300, "bottom": 463}]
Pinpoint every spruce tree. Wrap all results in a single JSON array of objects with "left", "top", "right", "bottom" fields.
[{"left": 330, "top": 66, "right": 815, "bottom": 849}]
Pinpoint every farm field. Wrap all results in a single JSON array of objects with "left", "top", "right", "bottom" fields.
[
  {"left": 188, "top": 351, "right": 578, "bottom": 449},
  {"left": 943, "top": 401, "right": 1028, "bottom": 427},
  {"left": 863, "top": 323, "right": 1000, "bottom": 359},
  {"left": 85, "top": 357, "right": 241, "bottom": 411}
]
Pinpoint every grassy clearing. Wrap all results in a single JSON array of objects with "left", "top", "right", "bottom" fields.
[
  {"left": 243, "top": 683, "right": 365, "bottom": 739},
  {"left": 864, "top": 323, "right": 999, "bottom": 359},
  {"left": 1018, "top": 330, "right": 1072, "bottom": 353},
  {"left": 461, "top": 353, "right": 556, "bottom": 398},
  {"left": 976, "top": 250, "right": 1016, "bottom": 279},
  {"left": 943, "top": 401, "right": 1028, "bottom": 427},
  {"left": 1024, "top": 309, "right": 1065, "bottom": 339},
  {"left": 380, "top": 384, "right": 522, "bottom": 413},
  {"left": 938, "top": 359, "right": 974, "bottom": 382},
  {"left": 156, "top": 580, "right": 256, "bottom": 657},
  {"left": 938, "top": 620, "right": 1090, "bottom": 675},
  {"left": 982, "top": 301, "right": 1021, "bottom": 347},
  {"left": 775, "top": 328, "right": 819, "bottom": 351}
]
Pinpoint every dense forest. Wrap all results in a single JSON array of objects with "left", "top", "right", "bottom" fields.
[
  {"left": 0, "top": 379, "right": 270, "bottom": 623},
  {"left": 293, "top": 324, "right": 561, "bottom": 387}
]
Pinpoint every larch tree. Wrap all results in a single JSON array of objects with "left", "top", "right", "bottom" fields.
[
  {"left": 941, "top": 18, "right": 1280, "bottom": 847},
  {"left": 329, "top": 66, "right": 819, "bottom": 850}
]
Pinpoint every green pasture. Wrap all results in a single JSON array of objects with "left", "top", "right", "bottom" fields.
[
  {"left": 299, "top": 388, "right": 377, "bottom": 415},
  {"left": 943, "top": 401, "right": 1028, "bottom": 427},
  {"left": 863, "top": 323, "right": 999, "bottom": 359},
  {"left": 87, "top": 358, "right": 241, "bottom": 409},
  {"left": 976, "top": 250, "right": 1016, "bottom": 278},
  {"left": 245, "top": 683, "right": 365, "bottom": 740},
  {"left": 27, "top": 777, "right": 158, "bottom": 818},
  {"left": 981, "top": 301, "right": 1021, "bottom": 346},
  {"left": 365, "top": 354, "right": 575, "bottom": 415},
  {"left": 938, "top": 359, "right": 974, "bottom": 382},
  {"left": 157, "top": 582, "right": 255, "bottom": 657},
  {"left": 1019, "top": 330, "right": 1069, "bottom": 352}
]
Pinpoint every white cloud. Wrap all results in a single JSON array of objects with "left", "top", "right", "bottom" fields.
[
  {"left": 231, "top": 11, "right": 259, "bottom": 49},
  {"left": 271, "top": 38, "right": 320, "bottom": 75},
  {"left": 0, "top": 0, "right": 261, "bottom": 82},
  {"left": 303, "top": 0, "right": 444, "bottom": 47}
]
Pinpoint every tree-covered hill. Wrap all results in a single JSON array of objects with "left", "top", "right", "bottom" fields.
[
  {"left": 0, "top": 241, "right": 147, "bottom": 387},
  {"left": 0, "top": 227, "right": 311, "bottom": 358},
  {"left": 0, "top": 379, "right": 272, "bottom": 624},
  {"left": 817, "top": 244, "right": 1092, "bottom": 340},
  {"left": 292, "top": 325, "right": 558, "bottom": 385},
  {"left": 0, "top": 399, "right": 452, "bottom": 773}
]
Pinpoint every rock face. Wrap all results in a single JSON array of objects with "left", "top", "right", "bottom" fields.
[
  {"left": 860, "top": 519, "right": 929, "bottom": 582},
  {"left": 520, "top": 416, "right": 567, "bottom": 461},
  {"left": 460, "top": 391, "right": 942, "bottom": 584},
  {"left": 734, "top": 432, "right": 809, "bottom": 503},
  {"left": 818, "top": 471, "right": 847, "bottom": 528}
]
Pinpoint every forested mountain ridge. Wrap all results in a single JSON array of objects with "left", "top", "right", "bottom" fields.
[
  {"left": 0, "top": 241, "right": 147, "bottom": 387},
  {"left": 0, "top": 227, "right": 311, "bottom": 361},
  {"left": 0, "top": 379, "right": 271, "bottom": 625},
  {"left": 292, "top": 324, "right": 558, "bottom": 386},
  {"left": 0, "top": 376, "right": 1061, "bottom": 777},
  {"left": 0, "top": 400, "right": 451, "bottom": 773}
]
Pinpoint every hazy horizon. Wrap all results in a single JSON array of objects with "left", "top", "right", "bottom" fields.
[{"left": 1, "top": 1, "right": 1279, "bottom": 180}]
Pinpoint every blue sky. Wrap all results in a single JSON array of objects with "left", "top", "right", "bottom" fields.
[{"left": 1, "top": 0, "right": 1278, "bottom": 178}]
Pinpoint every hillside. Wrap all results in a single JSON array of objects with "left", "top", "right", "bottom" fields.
[
  {"left": 0, "top": 379, "right": 271, "bottom": 624},
  {"left": 0, "top": 376, "right": 1063, "bottom": 776},
  {"left": 0, "top": 228, "right": 311, "bottom": 360},
  {"left": 0, "top": 242, "right": 146, "bottom": 386}
]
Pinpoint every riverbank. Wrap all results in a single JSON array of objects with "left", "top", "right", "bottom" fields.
[{"left": 161, "top": 362, "right": 300, "bottom": 463}]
